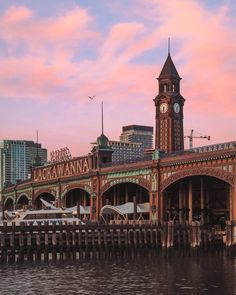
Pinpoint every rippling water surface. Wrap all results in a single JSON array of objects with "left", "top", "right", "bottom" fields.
[{"left": 0, "top": 253, "right": 236, "bottom": 295}]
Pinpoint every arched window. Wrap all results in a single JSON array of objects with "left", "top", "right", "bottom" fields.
[
  {"left": 163, "top": 84, "right": 167, "bottom": 92},
  {"left": 172, "top": 84, "right": 175, "bottom": 92}
]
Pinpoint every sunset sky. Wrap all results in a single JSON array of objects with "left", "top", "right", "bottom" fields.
[{"left": 0, "top": 0, "right": 235, "bottom": 157}]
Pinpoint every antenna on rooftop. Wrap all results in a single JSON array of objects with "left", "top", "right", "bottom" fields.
[
  {"left": 36, "top": 130, "right": 39, "bottom": 157},
  {"left": 34, "top": 129, "right": 41, "bottom": 167}
]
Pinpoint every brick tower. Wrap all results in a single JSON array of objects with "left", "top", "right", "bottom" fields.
[{"left": 154, "top": 53, "right": 185, "bottom": 153}]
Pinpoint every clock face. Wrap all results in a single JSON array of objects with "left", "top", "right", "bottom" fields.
[
  {"left": 160, "top": 103, "right": 168, "bottom": 113},
  {"left": 173, "top": 103, "right": 180, "bottom": 113}
]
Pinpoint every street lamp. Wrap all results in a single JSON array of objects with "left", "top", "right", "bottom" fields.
[
  {"left": 91, "top": 192, "right": 97, "bottom": 214},
  {"left": 151, "top": 190, "right": 157, "bottom": 221}
]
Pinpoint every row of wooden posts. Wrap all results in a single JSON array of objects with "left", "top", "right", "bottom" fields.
[{"left": 0, "top": 220, "right": 235, "bottom": 264}]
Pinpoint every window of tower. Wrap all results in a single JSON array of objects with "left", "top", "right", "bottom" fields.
[
  {"left": 172, "top": 84, "right": 175, "bottom": 92},
  {"left": 163, "top": 84, "right": 167, "bottom": 92}
]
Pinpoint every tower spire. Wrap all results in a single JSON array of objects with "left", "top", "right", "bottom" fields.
[
  {"left": 101, "top": 101, "right": 104, "bottom": 135},
  {"left": 168, "top": 37, "right": 170, "bottom": 55}
]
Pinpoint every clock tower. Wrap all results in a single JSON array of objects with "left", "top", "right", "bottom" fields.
[{"left": 154, "top": 53, "right": 185, "bottom": 153}]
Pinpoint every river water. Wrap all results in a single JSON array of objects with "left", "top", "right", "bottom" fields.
[{"left": 0, "top": 253, "right": 235, "bottom": 295}]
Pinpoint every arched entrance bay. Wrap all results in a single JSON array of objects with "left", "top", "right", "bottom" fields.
[
  {"left": 17, "top": 195, "right": 29, "bottom": 210},
  {"left": 35, "top": 192, "right": 55, "bottom": 210},
  {"left": 4, "top": 198, "right": 14, "bottom": 211},
  {"left": 64, "top": 188, "right": 90, "bottom": 208},
  {"left": 162, "top": 175, "right": 230, "bottom": 226},
  {"left": 102, "top": 182, "right": 150, "bottom": 221}
]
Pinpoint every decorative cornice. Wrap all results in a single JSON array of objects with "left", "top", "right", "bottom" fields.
[
  {"left": 161, "top": 167, "right": 234, "bottom": 191},
  {"left": 61, "top": 183, "right": 91, "bottom": 197},
  {"left": 160, "top": 149, "right": 236, "bottom": 168},
  {"left": 100, "top": 176, "right": 150, "bottom": 195}
]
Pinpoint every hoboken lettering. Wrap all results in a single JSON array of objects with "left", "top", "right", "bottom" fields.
[{"left": 33, "top": 157, "right": 91, "bottom": 182}]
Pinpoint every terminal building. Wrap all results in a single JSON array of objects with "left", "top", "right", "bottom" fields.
[{"left": 1, "top": 52, "right": 236, "bottom": 227}]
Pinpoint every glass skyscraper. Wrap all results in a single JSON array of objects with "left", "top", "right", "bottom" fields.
[{"left": 0, "top": 140, "right": 47, "bottom": 192}]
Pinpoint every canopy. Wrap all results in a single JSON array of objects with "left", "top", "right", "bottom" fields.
[
  {"left": 40, "top": 198, "right": 57, "bottom": 210},
  {"left": 40, "top": 199, "right": 90, "bottom": 215},
  {"left": 100, "top": 202, "right": 150, "bottom": 217},
  {"left": 68, "top": 205, "right": 91, "bottom": 215}
]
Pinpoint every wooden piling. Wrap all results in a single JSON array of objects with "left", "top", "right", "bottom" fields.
[
  {"left": 0, "top": 221, "right": 227, "bottom": 264},
  {"left": 52, "top": 222, "right": 57, "bottom": 261}
]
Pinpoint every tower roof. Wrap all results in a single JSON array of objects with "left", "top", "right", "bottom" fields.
[
  {"left": 158, "top": 54, "right": 180, "bottom": 79},
  {"left": 96, "top": 133, "right": 112, "bottom": 151}
]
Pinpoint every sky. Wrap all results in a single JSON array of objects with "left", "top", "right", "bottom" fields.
[{"left": 0, "top": 0, "right": 235, "bottom": 157}]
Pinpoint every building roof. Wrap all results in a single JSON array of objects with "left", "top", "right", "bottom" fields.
[
  {"left": 122, "top": 125, "right": 153, "bottom": 132},
  {"left": 109, "top": 140, "right": 142, "bottom": 147},
  {"left": 158, "top": 54, "right": 180, "bottom": 79}
]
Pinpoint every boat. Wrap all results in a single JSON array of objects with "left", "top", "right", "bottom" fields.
[
  {"left": 2, "top": 198, "right": 85, "bottom": 226},
  {"left": 4, "top": 208, "right": 84, "bottom": 226}
]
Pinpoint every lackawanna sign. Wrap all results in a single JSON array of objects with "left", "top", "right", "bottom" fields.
[{"left": 33, "top": 156, "right": 91, "bottom": 182}]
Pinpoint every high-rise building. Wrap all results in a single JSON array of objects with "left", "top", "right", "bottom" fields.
[
  {"left": 109, "top": 140, "right": 142, "bottom": 164},
  {"left": 120, "top": 125, "right": 153, "bottom": 152},
  {"left": 0, "top": 140, "right": 47, "bottom": 191}
]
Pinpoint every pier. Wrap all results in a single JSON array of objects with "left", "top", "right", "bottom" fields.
[{"left": 0, "top": 221, "right": 232, "bottom": 264}]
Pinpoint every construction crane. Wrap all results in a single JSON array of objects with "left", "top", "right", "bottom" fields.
[{"left": 184, "top": 129, "right": 210, "bottom": 149}]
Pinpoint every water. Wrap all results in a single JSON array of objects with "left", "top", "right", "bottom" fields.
[{"left": 0, "top": 253, "right": 235, "bottom": 295}]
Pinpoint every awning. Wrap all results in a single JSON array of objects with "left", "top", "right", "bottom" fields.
[
  {"left": 40, "top": 198, "right": 57, "bottom": 210},
  {"left": 100, "top": 202, "right": 150, "bottom": 216},
  {"left": 68, "top": 205, "right": 91, "bottom": 215},
  {"left": 40, "top": 199, "right": 91, "bottom": 215}
]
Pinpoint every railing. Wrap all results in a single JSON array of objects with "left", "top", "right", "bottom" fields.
[
  {"left": 163, "top": 141, "right": 236, "bottom": 158},
  {"left": 100, "top": 155, "right": 153, "bottom": 168}
]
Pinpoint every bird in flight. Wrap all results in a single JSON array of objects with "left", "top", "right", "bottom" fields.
[{"left": 88, "top": 95, "right": 96, "bottom": 100}]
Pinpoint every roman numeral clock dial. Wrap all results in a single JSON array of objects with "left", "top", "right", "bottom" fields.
[
  {"left": 173, "top": 103, "right": 180, "bottom": 113},
  {"left": 160, "top": 103, "right": 168, "bottom": 113}
]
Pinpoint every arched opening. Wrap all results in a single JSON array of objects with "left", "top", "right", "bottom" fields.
[
  {"left": 64, "top": 188, "right": 90, "bottom": 208},
  {"left": 163, "top": 175, "right": 230, "bottom": 227},
  {"left": 35, "top": 192, "right": 55, "bottom": 210},
  {"left": 17, "top": 195, "right": 29, "bottom": 210},
  {"left": 5, "top": 198, "right": 14, "bottom": 211},
  {"left": 64, "top": 188, "right": 90, "bottom": 220},
  {"left": 102, "top": 182, "right": 150, "bottom": 222}
]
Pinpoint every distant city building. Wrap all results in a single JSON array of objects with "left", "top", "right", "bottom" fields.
[
  {"left": 109, "top": 140, "right": 142, "bottom": 164},
  {"left": 120, "top": 125, "right": 153, "bottom": 152},
  {"left": 0, "top": 140, "right": 47, "bottom": 191}
]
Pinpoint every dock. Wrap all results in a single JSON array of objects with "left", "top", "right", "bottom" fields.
[{"left": 0, "top": 220, "right": 232, "bottom": 264}]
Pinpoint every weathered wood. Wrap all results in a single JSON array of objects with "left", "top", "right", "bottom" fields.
[
  {"left": 9, "top": 222, "right": 16, "bottom": 263},
  {"left": 18, "top": 222, "right": 25, "bottom": 263},
  {"left": 58, "top": 222, "right": 64, "bottom": 260},
  {"left": 36, "top": 222, "right": 42, "bottom": 261},
  {"left": 44, "top": 222, "right": 49, "bottom": 261},
  {"left": 52, "top": 222, "right": 57, "bottom": 261},
  {"left": 0, "top": 223, "right": 7, "bottom": 263},
  {"left": 27, "top": 222, "right": 33, "bottom": 262},
  {"left": 0, "top": 222, "right": 227, "bottom": 264},
  {"left": 72, "top": 222, "right": 77, "bottom": 260}
]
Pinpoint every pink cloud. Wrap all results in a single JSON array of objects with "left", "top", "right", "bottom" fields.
[
  {"left": 3, "top": 6, "right": 32, "bottom": 23},
  {"left": 0, "top": 1, "right": 236, "bottom": 154}
]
